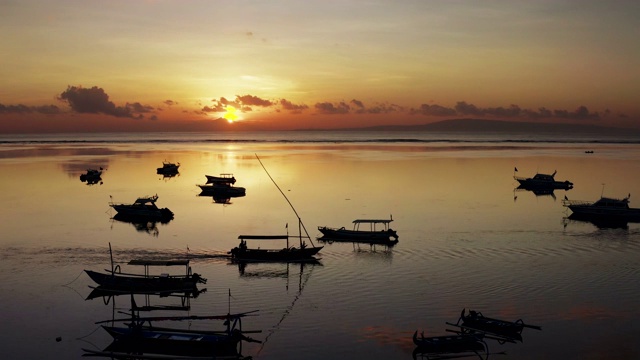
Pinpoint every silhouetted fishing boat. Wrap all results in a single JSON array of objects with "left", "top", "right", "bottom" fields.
[
  {"left": 563, "top": 193, "right": 640, "bottom": 220},
  {"left": 514, "top": 169, "right": 573, "bottom": 189},
  {"left": 206, "top": 173, "right": 236, "bottom": 184},
  {"left": 446, "top": 308, "right": 540, "bottom": 343},
  {"left": 109, "top": 194, "right": 174, "bottom": 221},
  {"left": 318, "top": 217, "right": 398, "bottom": 244},
  {"left": 229, "top": 154, "right": 322, "bottom": 262},
  {"left": 85, "top": 245, "right": 206, "bottom": 292},
  {"left": 156, "top": 160, "right": 180, "bottom": 175}
]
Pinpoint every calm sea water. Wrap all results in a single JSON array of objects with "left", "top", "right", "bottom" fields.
[{"left": 1, "top": 131, "right": 640, "bottom": 359}]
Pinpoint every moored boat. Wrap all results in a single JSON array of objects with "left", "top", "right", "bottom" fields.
[
  {"left": 229, "top": 154, "right": 322, "bottom": 262},
  {"left": 230, "top": 235, "right": 322, "bottom": 262},
  {"left": 85, "top": 247, "right": 206, "bottom": 292},
  {"left": 563, "top": 193, "right": 640, "bottom": 220},
  {"left": 446, "top": 308, "right": 541, "bottom": 342},
  {"left": 109, "top": 194, "right": 174, "bottom": 220},
  {"left": 206, "top": 173, "right": 236, "bottom": 184},
  {"left": 318, "top": 217, "right": 398, "bottom": 244},
  {"left": 80, "top": 168, "right": 103, "bottom": 183},
  {"left": 514, "top": 169, "right": 573, "bottom": 189},
  {"left": 156, "top": 160, "right": 180, "bottom": 174}
]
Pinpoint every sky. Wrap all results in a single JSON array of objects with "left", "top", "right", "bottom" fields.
[{"left": 1, "top": 0, "right": 639, "bottom": 133}]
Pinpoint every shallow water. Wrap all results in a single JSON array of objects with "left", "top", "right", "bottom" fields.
[{"left": 1, "top": 136, "right": 640, "bottom": 359}]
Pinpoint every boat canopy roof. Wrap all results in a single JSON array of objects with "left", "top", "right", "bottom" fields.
[
  {"left": 353, "top": 219, "right": 393, "bottom": 224},
  {"left": 128, "top": 259, "right": 190, "bottom": 266},
  {"left": 238, "top": 235, "right": 290, "bottom": 240},
  {"left": 134, "top": 194, "right": 159, "bottom": 204}
]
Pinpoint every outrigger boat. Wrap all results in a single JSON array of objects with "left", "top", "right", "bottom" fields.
[
  {"left": 412, "top": 331, "right": 488, "bottom": 360},
  {"left": 109, "top": 194, "right": 174, "bottom": 221},
  {"left": 229, "top": 155, "right": 322, "bottom": 262},
  {"left": 514, "top": 169, "right": 573, "bottom": 190},
  {"left": 86, "top": 293, "right": 260, "bottom": 359},
  {"left": 85, "top": 244, "right": 206, "bottom": 292},
  {"left": 206, "top": 173, "right": 236, "bottom": 184},
  {"left": 318, "top": 216, "right": 399, "bottom": 244},
  {"left": 446, "top": 308, "right": 541, "bottom": 343}
]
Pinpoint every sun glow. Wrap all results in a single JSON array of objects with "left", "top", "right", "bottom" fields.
[{"left": 223, "top": 106, "right": 239, "bottom": 123}]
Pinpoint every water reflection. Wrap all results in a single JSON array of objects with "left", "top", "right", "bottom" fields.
[
  {"left": 563, "top": 213, "right": 631, "bottom": 230},
  {"left": 111, "top": 213, "right": 172, "bottom": 236}
]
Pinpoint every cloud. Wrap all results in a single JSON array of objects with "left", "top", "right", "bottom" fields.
[
  {"left": 236, "top": 94, "right": 273, "bottom": 107},
  {"left": 164, "top": 100, "right": 177, "bottom": 106},
  {"left": 57, "top": 85, "right": 155, "bottom": 119},
  {"left": 410, "top": 101, "right": 601, "bottom": 121},
  {"left": 315, "top": 102, "right": 350, "bottom": 114},
  {"left": 280, "top": 99, "right": 309, "bottom": 113},
  {"left": 410, "top": 104, "right": 457, "bottom": 116},
  {"left": 0, "top": 103, "right": 62, "bottom": 114}
]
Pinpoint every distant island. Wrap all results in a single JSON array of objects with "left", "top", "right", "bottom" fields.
[{"left": 330, "top": 119, "right": 640, "bottom": 136}]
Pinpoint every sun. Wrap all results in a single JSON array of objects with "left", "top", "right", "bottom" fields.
[{"left": 223, "top": 106, "right": 239, "bottom": 123}]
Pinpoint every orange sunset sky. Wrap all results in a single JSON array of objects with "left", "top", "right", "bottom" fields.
[{"left": 1, "top": 1, "right": 639, "bottom": 133}]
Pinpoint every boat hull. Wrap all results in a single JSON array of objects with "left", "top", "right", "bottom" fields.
[
  {"left": 198, "top": 184, "right": 246, "bottom": 196},
  {"left": 318, "top": 226, "right": 398, "bottom": 244},
  {"left": 515, "top": 179, "right": 573, "bottom": 189},
  {"left": 102, "top": 326, "right": 241, "bottom": 357},
  {"left": 110, "top": 204, "right": 174, "bottom": 220},
  {"left": 85, "top": 270, "right": 201, "bottom": 292},
  {"left": 412, "top": 331, "right": 486, "bottom": 354},
  {"left": 229, "top": 246, "right": 322, "bottom": 262},
  {"left": 567, "top": 205, "right": 640, "bottom": 220}
]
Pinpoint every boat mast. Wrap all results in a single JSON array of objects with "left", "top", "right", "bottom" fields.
[{"left": 255, "top": 154, "right": 315, "bottom": 247}]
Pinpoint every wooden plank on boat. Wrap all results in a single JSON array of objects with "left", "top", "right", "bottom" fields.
[
  {"left": 128, "top": 259, "right": 190, "bottom": 266},
  {"left": 238, "top": 235, "right": 289, "bottom": 240}
]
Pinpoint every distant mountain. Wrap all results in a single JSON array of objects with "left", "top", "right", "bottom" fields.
[{"left": 350, "top": 118, "right": 640, "bottom": 136}]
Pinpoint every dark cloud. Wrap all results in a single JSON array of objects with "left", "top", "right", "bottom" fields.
[
  {"left": 553, "top": 106, "right": 600, "bottom": 120},
  {"left": 0, "top": 103, "right": 62, "bottom": 114},
  {"left": 410, "top": 104, "right": 457, "bottom": 116},
  {"left": 236, "top": 94, "right": 273, "bottom": 107},
  {"left": 410, "top": 101, "right": 601, "bottom": 121},
  {"left": 315, "top": 102, "right": 350, "bottom": 114},
  {"left": 57, "top": 85, "right": 155, "bottom": 119},
  {"left": 280, "top": 99, "right": 309, "bottom": 113},
  {"left": 164, "top": 100, "right": 177, "bottom": 106},
  {"left": 350, "top": 99, "right": 364, "bottom": 108}
]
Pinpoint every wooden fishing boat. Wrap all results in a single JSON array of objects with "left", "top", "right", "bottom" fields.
[
  {"left": 109, "top": 194, "right": 174, "bottom": 221},
  {"left": 89, "top": 297, "right": 260, "bottom": 360},
  {"left": 229, "top": 154, "right": 322, "bottom": 262},
  {"left": 447, "top": 308, "right": 540, "bottom": 342},
  {"left": 412, "top": 331, "right": 487, "bottom": 359},
  {"left": 230, "top": 235, "right": 322, "bottom": 262},
  {"left": 514, "top": 169, "right": 573, "bottom": 190},
  {"left": 206, "top": 173, "right": 236, "bottom": 184},
  {"left": 85, "top": 247, "right": 206, "bottom": 292},
  {"left": 318, "top": 217, "right": 398, "bottom": 244}
]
